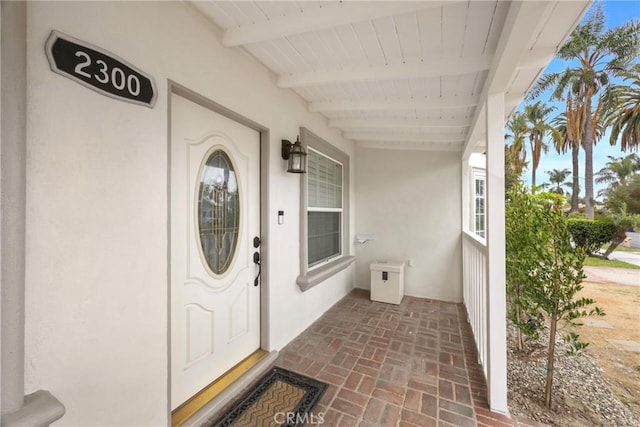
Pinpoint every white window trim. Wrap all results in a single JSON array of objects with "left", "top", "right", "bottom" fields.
[
  {"left": 307, "top": 147, "right": 344, "bottom": 270},
  {"left": 472, "top": 169, "right": 486, "bottom": 239},
  {"left": 308, "top": 208, "right": 342, "bottom": 212},
  {"left": 296, "top": 128, "right": 355, "bottom": 291}
]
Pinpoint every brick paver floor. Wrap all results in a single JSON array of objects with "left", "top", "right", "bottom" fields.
[{"left": 275, "top": 289, "right": 546, "bottom": 427}]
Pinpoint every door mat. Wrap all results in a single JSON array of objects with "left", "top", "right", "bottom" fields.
[{"left": 208, "top": 367, "right": 327, "bottom": 427}]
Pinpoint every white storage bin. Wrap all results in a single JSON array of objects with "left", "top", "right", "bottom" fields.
[{"left": 370, "top": 261, "right": 405, "bottom": 305}]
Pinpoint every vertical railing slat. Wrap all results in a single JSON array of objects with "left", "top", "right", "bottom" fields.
[{"left": 462, "top": 231, "right": 487, "bottom": 376}]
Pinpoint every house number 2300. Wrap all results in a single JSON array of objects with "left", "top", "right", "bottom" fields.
[
  {"left": 45, "top": 30, "right": 157, "bottom": 107},
  {"left": 74, "top": 51, "right": 141, "bottom": 96}
]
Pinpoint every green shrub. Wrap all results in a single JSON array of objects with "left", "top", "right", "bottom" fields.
[
  {"left": 567, "top": 212, "right": 585, "bottom": 219},
  {"left": 567, "top": 219, "right": 617, "bottom": 254}
]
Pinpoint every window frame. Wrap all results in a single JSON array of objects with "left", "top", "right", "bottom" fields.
[
  {"left": 307, "top": 147, "right": 344, "bottom": 269},
  {"left": 472, "top": 170, "right": 486, "bottom": 239},
  {"left": 296, "top": 128, "right": 355, "bottom": 291}
]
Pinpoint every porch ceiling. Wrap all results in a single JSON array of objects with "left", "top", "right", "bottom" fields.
[{"left": 190, "top": 1, "right": 591, "bottom": 153}]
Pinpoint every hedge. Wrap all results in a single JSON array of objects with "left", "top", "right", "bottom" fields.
[{"left": 566, "top": 219, "right": 617, "bottom": 254}]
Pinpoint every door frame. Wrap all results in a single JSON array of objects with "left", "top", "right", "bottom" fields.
[{"left": 166, "top": 80, "right": 271, "bottom": 416}]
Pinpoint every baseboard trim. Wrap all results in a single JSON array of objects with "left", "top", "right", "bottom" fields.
[
  {"left": 175, "top": 349, "right": 279, "bottom": 427},
  {"left": 1, "top": 390, "right": 65, "bottom": 427}
]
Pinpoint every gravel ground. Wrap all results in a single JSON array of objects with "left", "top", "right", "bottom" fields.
[{"left": 507, "top": 322, "right": 640, "bottom": 427}]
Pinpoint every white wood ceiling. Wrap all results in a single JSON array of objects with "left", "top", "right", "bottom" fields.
[{"left": 190, "top": 1, "right": 591, "bottom": 153}]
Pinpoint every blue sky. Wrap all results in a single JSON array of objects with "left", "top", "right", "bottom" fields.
[{"left": 519, "top": 0, "right": 640, "bottom": 198}]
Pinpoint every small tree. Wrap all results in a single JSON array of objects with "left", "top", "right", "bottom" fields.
[
  {"left": 526, "top": 194, "right": 604, "bottom": 408},
  {"left": 506, "top": 188, "right": 605, "bottom": 409},
  {"left": 506, "top": 185, "right": 546, "bottom": 350}
]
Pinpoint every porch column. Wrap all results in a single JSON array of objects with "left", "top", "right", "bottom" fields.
[
  {"left": 1, "top": 3, "right": 65, "bottom": 425},
  {"left": 461, "top": 155, "right": 470, "bottom": 234},
  {"left": 484, "top": 92, "right": 508, "bottom": 413},
  {"left": 1, "top": 0, "right": 28, "bottom": 414}
]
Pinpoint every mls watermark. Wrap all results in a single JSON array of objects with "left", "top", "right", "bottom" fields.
[{"left": 274, "top": 412, "right": 325, "bottom": 425}]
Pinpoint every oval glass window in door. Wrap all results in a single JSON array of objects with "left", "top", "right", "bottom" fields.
[{"left": 197, "top": 149, "right": 240, "bottom": 275}]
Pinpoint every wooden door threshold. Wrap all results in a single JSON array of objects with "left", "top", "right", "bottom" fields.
[{"left": 172, "top": 349, "right": 268, "bottom": 427}]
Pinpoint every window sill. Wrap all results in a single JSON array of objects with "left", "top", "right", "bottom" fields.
[{"left": 296, "top": 256, "right": 356, "bottom": 292}]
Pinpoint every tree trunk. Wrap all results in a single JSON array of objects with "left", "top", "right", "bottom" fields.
[
  {"left": 530, "top": 137, "right": 537, "bottom": 189},
  {"left": 603, "top": 231, "right": 627, "bottom": 258},
  {"left": 571, "top": 142, "right": 580, "bottom": 212},
  {"left": 583, "top": 97, "right": 595, "bottom": 219},
  {"left": 532, "top": 161, "right": 536, "bottom": 188},
  {"left": 584, "top": 141, "right": 594, "bottom": 219},
  {"left": 516, "top": 303, "right": 523, "bottom": 351},
  {"left": 545, "top": 313, "right": 558, "bottom": 408}
]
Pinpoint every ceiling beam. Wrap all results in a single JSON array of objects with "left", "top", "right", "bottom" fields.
[
  {"left": 344, "top": 132, "right": 466, "bottom": 144},
  {"left": 329, "top": 117, "right": 470, "bottom": 130},
  {"left": 309, "top": 96, "right": 479, "bottom": 113},
  {"left": 357, "top": 141, "right": 463, "bottom": 152},
  {"left": 505, "top": 92, "right": 523, "bottom": 106},
  {"left": 517, "top": 48, "right": 558, "bottom": 70},
  {"left": 222, "top": 2, "right": 451, "bottom": 47},
  {"left": 278, "top": 55, "right": 493, "bottom": 88}
]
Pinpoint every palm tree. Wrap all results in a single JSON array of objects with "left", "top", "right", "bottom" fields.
[
  {"left": 529, "top": 4, "right": 640, "bottom": 218},
  {"left": 523, "top": 101, "right": 558, "bottom": 188},
  {"left": 505, "top": 111, "right": 528, "bottom": 177},
  {"left": 603, "top": 64, "right": 640, "bottom": 152},
  {"left": 595, "top": 154, "right": 640, "bottom": 189},
  {"left": 545, "top": 168, "right": 572, "bottom": 195},
  {"left": 551, "top": 94, "right": 583, "bottom": 211}
]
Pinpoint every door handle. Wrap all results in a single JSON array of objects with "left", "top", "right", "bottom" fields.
[{"left": 253, "top": 251, "right": 261, "bottom": 286}]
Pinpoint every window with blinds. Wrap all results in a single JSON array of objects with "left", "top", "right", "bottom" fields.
[{"left": 307, "top": 148, "right": 343, "bottom": 267}]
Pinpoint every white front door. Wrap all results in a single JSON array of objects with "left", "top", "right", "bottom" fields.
[{"left": 170, "top": 93, "right": 261, "bottom": 409}]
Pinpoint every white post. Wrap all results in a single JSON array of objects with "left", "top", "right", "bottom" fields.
[
  {"left": 1, "top": 0, "right": 27, "bottom": 414},
  {"left": 461, "top": 155, "right": 469, "bottom": 324},
  {"left": 1, "top": 4, "right": 65, "bottom": 425},
  {"left": 461, "top": 156, "right": 469, "bottom": 234},
  {"left": 485, "top": 92, "right": 508, "bottom": 414}
]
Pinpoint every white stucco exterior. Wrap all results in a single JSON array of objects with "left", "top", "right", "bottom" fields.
[
  {"left": 23, "top": 2, "right": 354, "bottom": 425},
  {"left": 0, "top": 0, "right": 591, "bottom": 424},
  {"left": 354, "top": 148, "right": 462, "bottom": 302}
]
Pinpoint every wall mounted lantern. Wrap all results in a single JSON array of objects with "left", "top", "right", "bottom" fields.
[{"left": 281, "top": 136, "right": 307, "bottom": 173}]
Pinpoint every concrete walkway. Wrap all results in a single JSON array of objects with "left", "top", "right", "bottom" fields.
[
  {"left": 608, "top": 250, "right": 640, "bottom": 267},
  {"left": 583, "top": 265, "right": 639, "bottom": 287}
]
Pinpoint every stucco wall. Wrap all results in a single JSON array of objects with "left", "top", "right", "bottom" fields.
[
  {"left": 24, "top": 2, "right": 354, "bottom": 425},
  {"left": 354, "top": 148, "right": 462, "bottom": 302}
]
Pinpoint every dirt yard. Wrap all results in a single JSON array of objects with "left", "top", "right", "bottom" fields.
[{"left": 571, "top": 279, "right": 640, "bottom": 419}]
